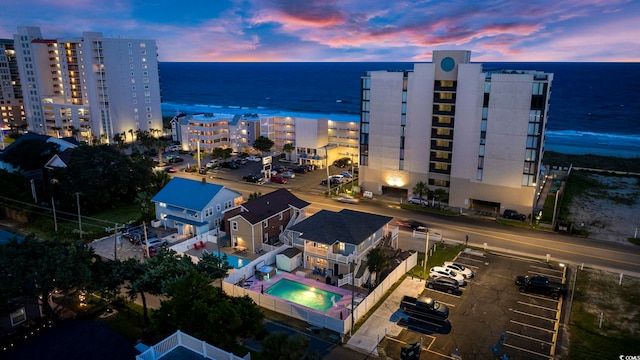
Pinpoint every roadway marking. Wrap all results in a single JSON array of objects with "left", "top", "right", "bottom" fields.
[
  {"left": 512, "top": 309, "right": 558, "bottom": 323},
  {"left": 443, "top": 223, "right": 640, "bottom": 266},
  {"left": 502, "top": 342, "right": 553, "bottom": 359},
  {"left": 519, "top": 293, "right": 560, "bottom": 303},
  {"left": 505, "top": 331, "right": 553, "bottom": 346},
  {"left": 509, "top": 320, "right": 555, "bottom": 333},
  {"left": 517, "top": 301, "right": 558, "bottom": 312}
]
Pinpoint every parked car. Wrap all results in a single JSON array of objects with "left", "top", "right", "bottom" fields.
[
  {"left": 273, "top": 165, "right": 288, "bottom": 173},
  {"left": 442, "top": 261, "right": 474, "bottom": 279},
  {"left": 270, "top": 175, "right": 287, "bottom": 184},
  {"left": 198, "top": 167, "right": 208, "bottom": 175},
  {"left": 334, "top": 193, "right": 359, "bottom": 204},
  {"left": 281, "top": 171, "right": 296, "bottom": 179},
  {"left": 143, "top": 237, "right": 168, "bottom": 248},
  {"left": 243, "top": 174, "right": 263, "bottom": 183},
  {"left": 261, "top": 169, "right": 278, "bottom": 177},
  {"left": 341, "top": 171, "right": 354, "bottom": 178},
  {"left": 429, "top": 266, "right": 466, "bottom": 285},
  {"left": 237, "top": 158, "right": 247, "bottom": 165},
  {"left": 396, "top": 218, "right": 426, "bottom": 231},
  {"left": 425, "top": 277, "right": 460, "bottom": 294},
  {"left": 503, "top": 209, "right": 526, "bottom": 221},
  {"left": 246, "top": 155, "right": 261, "bottom": 162},
  {"left": 206, "top": 160, "right": 218, "bottom": 168},
  {"left": 408, "top": 196, "right": 426, "bottom": 205},
  {"left": 221, "top": 161, "right": 239, "bottom": 169},
  {"left": 321, "top": 177, "right": 342, "bottom": 186},
  {"left": 333, "top": 157, "right": 352, "bottom": 168},
  {"left": 293, "top": 165, "right": 308, "bottom": 174},
  {"left": 329, "top": 174, "right": 345, "bottom": 183},
  {"left": 168, "top": 156, "right": 184, "bottom": 164},
  {"left": 165, "top": 167, "right": 177, "bottom": 173},
  {"left": 165, "top": 145, "right": 180, "bottom": 152}
]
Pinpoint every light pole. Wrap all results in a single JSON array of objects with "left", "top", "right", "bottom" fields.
[
  {"left": 75, "top": 192, "right": 82, "bottom": 241},
  {"left": 552, "top": 189, "right": 561, "bottom": 230},
  {"left": 324, "top": 145, "right": 330, "bottom": 196},
  {"left": 350, "top": 261, "right": 355, "bottom": 336},
  {"left": 423, "top": 231, "right": 430, "bottom": 280}
]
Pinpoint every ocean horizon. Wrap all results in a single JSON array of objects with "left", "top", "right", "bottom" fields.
[{"left": 159, "top": 62, "right": 640, "bottom": 158}]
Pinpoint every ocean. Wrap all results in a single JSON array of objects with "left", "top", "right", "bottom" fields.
[{"left": 158, "top": 62, "right": 640, "bottom": 158}]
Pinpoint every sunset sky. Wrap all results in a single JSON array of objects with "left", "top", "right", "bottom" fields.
[{"left": 2, "top": 0, "right": 638, "bottom": 62}]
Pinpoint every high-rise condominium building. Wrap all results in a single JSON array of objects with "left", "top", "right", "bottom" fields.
[
  {"left": 13, "top": 26, "right": 162, "bottom": 143},
  {"left": 0, "top": 39, "right": 25, "bottom": 132},
  {"left": 359, "top": 50, "right": 553, "bottom": 215}
]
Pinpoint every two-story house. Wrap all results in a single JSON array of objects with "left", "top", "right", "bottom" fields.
[
  {"left": 286, "top": 209, "right": 395, "bottom": 284},
  {"left": 151, "top": 177, "right": 243, "bottom": 236},
  {"left": 223, "top": 188, "right": 310, "bottom": 254}
]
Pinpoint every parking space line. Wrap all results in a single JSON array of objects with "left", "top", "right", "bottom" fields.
[
  {"left": 458, "top": 257, "right": 484, "bottom": 264},
  {"left": 505, "top": 331, "right": 553, "bottom": 345},
  {"left": 517, "top": 301, "right": 558, "bottom": 312},
  {"left": 519, "top": 292, "right": 560, "bottom": 302},
  {"left": 530, "top": 265, "right": 564, "bottom": 274},
  {"left": 509, "top": 320, "right": 555, "bottom": 333},
  {"left": 512, "top": 309, "right": 558, "bottom": 323},
  {"left": 502, "top": 342, "right": 553, "bottom": 360}
]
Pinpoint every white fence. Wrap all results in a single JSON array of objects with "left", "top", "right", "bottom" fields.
[
  {"left": 222, "top": 250, "right": 418, "bottom": 336},
  {"left": 136, "top": 330, "right": 250, "bottom": 360}
]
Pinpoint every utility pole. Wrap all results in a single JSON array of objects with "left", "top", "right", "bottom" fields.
[
  {"left": 350, "top": 261, "right": 355, "bottom": 337},
  {"left": 423, "top": 231, "right": 430, "bottom": 280},
  {"left": 324, "top": 145, "right": 330, "bottom": 196},
  {"left": 51, "top": 197, "right": 58, "bottom": 232},
  {"left": 105, "top": 223, "right": 126, "bottom": 260},
  {"left": 75, "top": 192, "right": 82, "bottom": 241}
]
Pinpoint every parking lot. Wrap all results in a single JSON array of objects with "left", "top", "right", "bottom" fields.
[
  {"left": 380, "top": 250, "right": 568, "bottom": 360},
  {"left": 160, "top": 150, "right": 355, "bottom": 195}
]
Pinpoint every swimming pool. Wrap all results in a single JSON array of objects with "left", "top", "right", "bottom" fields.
[
  {"left": 265, "top": 278, "right": 343, "bottom": 312},
  {"left": 211, "top": 251, "right": 248, "bottom": 269}
]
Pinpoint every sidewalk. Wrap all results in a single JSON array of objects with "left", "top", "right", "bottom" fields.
[{"left": 346, "top": 276, "right": 425, "bottom": 356}]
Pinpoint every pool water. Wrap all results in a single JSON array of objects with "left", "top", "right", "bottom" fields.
[
  {"left": 265, "top": 278, "right": 343, "bottom": 312},
  {"left": 211, "top": 251, "right": 248, "bottom": 269}
]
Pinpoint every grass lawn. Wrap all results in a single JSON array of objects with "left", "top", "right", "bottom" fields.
[{"left": 567, "top": 268, "right": 640, "bottom": 359}]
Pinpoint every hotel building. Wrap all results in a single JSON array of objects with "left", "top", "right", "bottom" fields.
[
  {"left": 175, "top": 113, "right": 257, "bottom": 154},
  {"left": 359, "top": 50, "right": 553, "bottom": 215},
  {"left": 13, "top": 26, "right": 162, "bottom": 143},
  {"left": 0, "top": 39, "right": 25, "bottom": 132}
]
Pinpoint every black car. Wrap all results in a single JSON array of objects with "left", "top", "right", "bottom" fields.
[
  {"left": 503, "top": 209, "right": 526, "bottom": 221},
  {"left": 221, "top": 161, "right": 239, "bottom": 169},
  {"left": 168, "top": 156, "right": 184, "bottom": 164},
  {"left": 426, "top": 277, "right": 460, "bottom": 295},
  {"left": 273, "top": 165, "right": 288, "bottom": 173},
  {"left": 243, "top": 174, "right": 263, "bottom": 183},
  {"left": 333, "top": 157, "right": 352, "bottom": 168},
  {"left": 396, "top": 218, "right": 426, "bottom": 231},
  {"left": 320, "top": 178, "right": 341, "bottom": 186},
  {"left": 293, "top": 165, "right": 308, "bottom": 174}
]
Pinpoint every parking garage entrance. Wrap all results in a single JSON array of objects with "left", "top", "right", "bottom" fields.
[
  {"left": 381, "top": 186, "right": 408, "bottom": 198},
  {"left": 469, "top": 199, "right": 501, "bottom": 215}
]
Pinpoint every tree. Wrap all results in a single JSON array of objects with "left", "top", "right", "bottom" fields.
[
  {"left": 248, "top": 192, "right": 262, "bottom": 200},
  {"left": 366, "top": 247, "right": 389, "bottom": 287},
  {"left": 3, "top": 137, "right": 60, "bottom": 171},
  {"left": 412, "top": 181, "right": 429, "bottom": 200},
  {"left": 196, "top": 251, "right": 233, "bottom": 281},
  {"left": 150, "top": 272, "right": 265, "bottom": 350},
  {"left": 48, "top": 145, "right": 154, "bottom": 214},
  {"left": 253, "top": 136, "right": 274, "bottom": 154},
  {"left": 283, "top": 142, "right": 295, "bottom": 161},
  {"left": 433, "top": 188, "right": 448, "bottom": 208},
  {"left": 0, "top": 235, "right": 96, "bottom": 321},
  {"left": 261, "top": 332, "right": 319, "bottom": 360},
  {"left": 51, "top": 126, "right": 62, "bottom": 138}
]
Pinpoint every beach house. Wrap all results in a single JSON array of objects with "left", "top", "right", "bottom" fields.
[
  {"left": 223, "top": 188, "right": 310, "bottom": 254},
  {"left": 285, "top": 209, "right": 396, "bottom": 286},
  {"left": 151, "top": 177, "right": 243, "bottom": 236}
]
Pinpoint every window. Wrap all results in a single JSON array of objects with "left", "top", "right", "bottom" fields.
[
  {"left": 232, "top": 221, "right": 238, "bottom": 231},
  {"left": 435, "top": 163, "right": 449, "bottom": 170},
  {"left": 484, "top": 81, "right": 491, "bottom": 93},
  {"left": 205, "top": 207, "right": 213, "bottom": 217},
  {"left": 216, "top": 204, "right": 221, "bottom": 211},
  {"left": 279, "top": 213, "right": 283, "bottom": 220},
  {"left": 263, "top": 220, "right": 268, "bottom": 228},
  {"left": 10, "top": 307, "right": 26, "bottom": 326}
]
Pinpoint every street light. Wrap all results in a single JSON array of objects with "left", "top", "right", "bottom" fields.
[
  {"left": 75, "top": 192, "right": 82, "bottom": 241},
  {"left": 350, "top": 261, "right": 356, "bottom": 336},
  {"left": 423, "top": 231, "right": 430, "bottom": 280},
  {"left": 324, "top": 145, "right": 330, "bottom": 196}
]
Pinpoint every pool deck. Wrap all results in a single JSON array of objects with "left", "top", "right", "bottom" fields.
[{"left": 241, "top": 270, "right": 367, "bottom": 320}]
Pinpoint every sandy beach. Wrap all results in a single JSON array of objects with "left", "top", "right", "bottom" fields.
[{"left": 566, "top": 173, "right": 640, "bottom": 243}]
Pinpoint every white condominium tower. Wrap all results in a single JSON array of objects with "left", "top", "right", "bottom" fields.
[
  {"left": 359, "top": 50, "right": 553, "bottom": 215},
  {"left": 13, "top": 26, "right": 162, "bottom": 143},
  {"left": 0, "top": 38, "right": 25, "bottom": 132}
]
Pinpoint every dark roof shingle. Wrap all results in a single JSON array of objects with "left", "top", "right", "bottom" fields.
[{"left": 233, "top": 188, "right": 310, "bottom": 224}]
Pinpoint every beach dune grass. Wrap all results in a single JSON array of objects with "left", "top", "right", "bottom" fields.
[{"left": 568, "top": 269, "right": 640, "bottom": 359}]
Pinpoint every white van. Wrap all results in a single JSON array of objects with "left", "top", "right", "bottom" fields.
[{"left": 165, "top": 145, "right": 180, "bottom": 152}]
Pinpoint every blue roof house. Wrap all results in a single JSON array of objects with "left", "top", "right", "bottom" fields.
[{"left": 151, "top": 177, "right": 243, "bottom": 236}]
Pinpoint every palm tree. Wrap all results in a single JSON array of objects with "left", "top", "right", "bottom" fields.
[
  {"left": 51, "top": 126, "right": 62, "bottom": 138},
  {"left": 69, "top": 126, "right": 80, "bottom": 141},
  {"left": 366, "top": 247, "right": 389, "bottom": 288},
  {"left": 412, "top": 181, "right": 429, "bottom": 201},
  {"left": 283, "top": 142, "right": 295, "bottom": 161}
]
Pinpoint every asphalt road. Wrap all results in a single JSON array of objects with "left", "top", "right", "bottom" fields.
[{"left": 167, "top": 154, "right": 640, "bottom": 277}]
